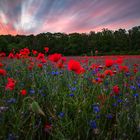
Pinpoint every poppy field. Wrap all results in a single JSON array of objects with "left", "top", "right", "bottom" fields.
[{"left": 0, "top": 48, "right": 140, "bottom": 140}]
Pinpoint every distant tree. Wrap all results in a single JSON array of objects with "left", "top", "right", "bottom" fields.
[
  {"left": 0, "top": 36, "right": 8, "bottom": 53},
  {"left": 0, "top": 25, "right": 140, "bottom": 55}
]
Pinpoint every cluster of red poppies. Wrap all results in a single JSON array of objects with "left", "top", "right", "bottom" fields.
[{"left": 0, "top": 47, "right": 139, "bottom": 97}]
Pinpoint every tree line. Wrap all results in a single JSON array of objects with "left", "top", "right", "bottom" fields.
[{"left": 0, "top": 26, "right": 140, "bottom": 56}]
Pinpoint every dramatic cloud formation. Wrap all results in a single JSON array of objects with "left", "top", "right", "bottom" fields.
[{"left": 0, "top": 0, "right": 140, "bottom": 35}]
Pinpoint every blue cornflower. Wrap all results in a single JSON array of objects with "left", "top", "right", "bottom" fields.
[
  {"left": 130, "top": 85, "right": 136, "bottom": 90},
  {"left": 69, "top": 93, "right": 74, "bottom": 97},
  {"left": 6, "top": 98, "right": 16, "bottom": 104},
  {"left": 92, "top": 70, "right": 97, "bottom": 75},
  {"left": 104, "top": 81, "right": 109, "bottom": 86},
  {"left": 96, "top": 115, "right": 100, "bottom": 119},
  {"left": 29, "top": 89, "right": 35, "bottom": 95},
  {"left": 125, "top": 72, "right": 130, "bottom": 77},
  {"left": 58, "top": 112, "right": 65, "bottom": 118},
  {"left": 95, "top": 78, "right": 99, "bottom": 81},
  {"left": 40, "top": 93, "right": 46, "bottom": 97},
  {"left": 106, "top": 114, "right": 113, "bottom": 119},
  {"left": 73, "top": 81, "right": 77, "bottom": 84},
  {"left": 97, "top": 68, "right": 101, "bottom": 71},
  {"left": 92, "top": 104, "right": 100, "bottom": 113},
  {"left": 38, "top": 89, "right": 42, "bottom": 94},
  {"left": 113, "top": 95, "right": 119, "bottom": 99},
  {"left": 59, "top": 70, "right": 63, "bottom": 74},
  {"left": 51, "top": 71, "right": 60, "bottom": 75},
  {"left": 89, "top": 120, "right": 97, "bottom": 129},
  {"left": 117, "top": 99, "right": 123, "bottom": 103},
  {"left": 68, "top": 84, "right": 71, "bottom": 89},
  {"left": 38, "top": 89, "right": 46, "bottom": 96},
  {"left": 137, "top": 83, "right": 140, "bottom": 88},
  {"left": 112, "top": 102, "right": 117, "bottom": 107},
  {"left": 55, "top": 71, "right": 59, "bottom": 75},
  {"left": 70, "top": 87, "right": 77, "bottom": 92},
  {"left": 133, "top": 93, "right": 138, "bottom": 97},
  {"left": 51, "top": 71, "right": 56, "bottom": 75}
]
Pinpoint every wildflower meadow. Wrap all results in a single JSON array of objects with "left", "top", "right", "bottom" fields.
[{"left": 0, "top": 48, "right": 140, "bottom": 140}]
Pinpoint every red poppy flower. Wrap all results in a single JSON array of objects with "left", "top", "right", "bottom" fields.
[
  {"left": 97, "top": 73, "right": 105, "bottom": 79},
  {"left": 68, "top": 59, "right": 85, "bottom": 74},
  {"left": 22, "top": 48, "right": 30, "bottom": 55},
  {"left": 134, "top": 64, "right": 138, "bottom": 67},
  {"left": 37, "top": 53, "right": 45, "bottom": 60},
  {"left": 15, "top": 53, "right": 21, "bottom": 59},
  {"left": 134, "top": 68, "right": 138, "bottom": 73},
  {"left": 61, "top": 57, "right": 66, "bottom": 62},
  {"left": 115, "top": 58, "right": 123, "bottom": 64},
  {"left": 0, "top": 62, "right": 3, "bottom": 67},
  {"left": 105, "top": 59, "right": 114, "bottom": 67},
  {"left": 8, "top": 52, "right": 14, "bottom": 59},
  {"left": 57, "top": 61, "right": 64, "bottom": 69},
  {"left": 68, "top": 59, "right": 81, "bottom": 71},
  {"left": 20, "top": 48, "right": 30, "bottom": 58},
  {"left": 104, "top": 70, "right": 113, "bottom": 76},
  {"left": 41, "top": 58, "right": 47, "bottom": 63},
  {"left": 32, "top": 50, "right": 38, "bottom": 55},
  {"left": 130, "top": 76, "right": 134, "bottom": 80},
  {"left": 49, "top": 53, "right": 62, "bottom": 62},
  {"left": 113, "top": 85, "right": 120, "bottom": 95},
  {"left": 28, "top": 65, "right": 33, "bottom": 70},
  {"left": 5, "top": 78, "right": 16, "bottom": 91},
  {"left": 45, "top": 122, "right": 52, "bottom": 129},
  {"left": 119, "top": 65, "right": 129, "bottom": 72},
  {"left": 90, "top": 64, "right": 98, "bottom": 69},
  {"left": 7, "top": 78, "right": 15, "bottom": 83},
  {"left": 44, "top": 122, "right": 52, "bottom": 133},
  {"left": 21, "top": 89, "right": 27, "bottom": 95},
  {"left": 44, "top": 47, "right": 49, "bottom": 53},
  {"left": 0, "top": 69, "right": 6, "bottom": 76},
  {"left": 0, "top": 52, "right": 6, "bottom": 57},
  {"left": 38, "top": 63, "right": 43, "bottom": 68},
  {"left": 78, "top": 67, "right": 85, "bottom": 74},
  {"left": 28, "top": 62, "right": 34, "bottom": 70}
]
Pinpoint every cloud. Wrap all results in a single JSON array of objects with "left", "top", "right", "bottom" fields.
[{"left": 0, "top": 0, "right": 140, "bottom": 35}]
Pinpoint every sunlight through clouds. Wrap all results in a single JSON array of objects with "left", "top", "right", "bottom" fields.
[
  {"left": 18, "top": 0, "right": 43, "bottom": 32},
  {"left": 0, "top": 11, "right": 8, "bottom": 24},
  {"left": 0, "top": 0, "right": 140, "bottom": 35}
]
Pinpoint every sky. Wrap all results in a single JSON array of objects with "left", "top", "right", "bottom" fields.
[{"left": 0, "top": 0, "right": 140, "bottom": 35}]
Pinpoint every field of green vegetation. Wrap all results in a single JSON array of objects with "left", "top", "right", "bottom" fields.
[{"left": 0, "top": 48, "right": 140, "bottom": 139}]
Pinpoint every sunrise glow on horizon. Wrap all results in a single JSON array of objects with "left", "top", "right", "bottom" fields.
[{"left": 0, "top": 0, "right": 140, "bottom": 35}]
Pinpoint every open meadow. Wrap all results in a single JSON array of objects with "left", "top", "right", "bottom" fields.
[{"left": 0, "top": 48, "right": 140, "bottom": 140}]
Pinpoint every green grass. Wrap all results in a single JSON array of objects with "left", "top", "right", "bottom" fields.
[{"left": 0, "top": 57, "right": 140, "bottom": 140}]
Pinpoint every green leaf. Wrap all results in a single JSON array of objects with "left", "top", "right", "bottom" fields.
[{"left": 30, "top": 101, "right": 45, "bottom": 116}]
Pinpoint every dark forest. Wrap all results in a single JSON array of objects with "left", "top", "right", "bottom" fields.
[{"left": 0, "top": 26, "right": 140, "bottom": 56}]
